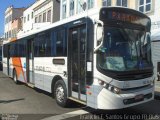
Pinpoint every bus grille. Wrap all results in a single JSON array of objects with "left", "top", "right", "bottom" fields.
[{"left": 116, "top": 71, "right": 153, "bottom": 81}]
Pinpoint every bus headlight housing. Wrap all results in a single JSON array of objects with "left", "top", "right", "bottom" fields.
[
  {"left": 98, "top": 80, "right": 121, "bottom": 94},
  {"left": 98, "top": 79, "right": 106, "bottom": 87},
  {"left": 113, "top": 87, "right": 121, "bottom": 94}
]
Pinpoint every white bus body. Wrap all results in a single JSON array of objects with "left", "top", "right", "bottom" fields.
[{"left": 2, "top": 7, "right": 154, "bottom": 110}]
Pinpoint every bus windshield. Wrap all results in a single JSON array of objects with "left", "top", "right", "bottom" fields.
[{"left": 97, "top": 27, "right": 152, "bottom": 72}]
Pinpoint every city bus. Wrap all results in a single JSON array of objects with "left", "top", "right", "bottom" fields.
[{"left": 2, "top": 7, "right": 154, "bottom": 109}]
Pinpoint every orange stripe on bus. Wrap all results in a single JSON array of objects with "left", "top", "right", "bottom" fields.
[{"left": 12, "top": 57, "right": 26, "bottom": 82}]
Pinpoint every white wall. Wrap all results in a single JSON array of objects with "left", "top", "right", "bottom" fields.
[
  {"left": 149, "top": 0, "right": 160, "bottom": 31},
  {"left": 23, "top": 6, "right": 34, "bottom": 33},
  {"left": 149, "top": 1, "right": 160, "bottom": 22}
]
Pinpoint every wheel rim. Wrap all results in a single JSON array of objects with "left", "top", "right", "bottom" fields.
[{"left": 56, "top": 85, "right": 64, "bottom": 103}]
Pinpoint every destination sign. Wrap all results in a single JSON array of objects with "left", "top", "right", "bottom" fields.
[
  {"left": 109, "top": 11, "right": 141, "bottom": 23},
  {"left": 99, "top": 8, "right": 151, "bottom": 31},
  {"left": 101, "top": 10, "right": 142, "bottom": 23}
]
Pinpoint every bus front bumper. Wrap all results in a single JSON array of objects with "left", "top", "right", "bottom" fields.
[{"left": 96, "top": 86, "right": 154, "bottom": 110}]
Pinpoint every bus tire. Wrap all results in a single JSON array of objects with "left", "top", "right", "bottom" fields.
[
  {"left": 54, "top": 80, "right": 68, "bottom": 107},
  {"left": 13, "top": 69, "right": 18, "bottom": 84}
]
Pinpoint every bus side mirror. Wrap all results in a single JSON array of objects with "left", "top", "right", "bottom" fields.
[
  {"left": 97, "top": 25, "right": 103, "bottom": 43},
  {"left": 94, "top": 20, "right": 103, "bottom": 53}
]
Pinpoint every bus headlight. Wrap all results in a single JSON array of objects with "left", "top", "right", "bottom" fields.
[
  {"left": 98, "top": 79, "right": 106, "bottom": 87},
  {"left": 98, "top": 80, "right": 121, "bottom": 94},
  {"left": 113, "top": 87, "right": 121, "bottom": 94}
]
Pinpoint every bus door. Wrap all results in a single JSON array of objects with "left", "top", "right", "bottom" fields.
[
  {"left": 26, "top": 39, "right": 34, "bottom": 84},
  {"left": 68, "top": 25, "right": 87, "bottom": 102},
  {"left": 7, "top": 45, "right": 10, "bottom": 76}
]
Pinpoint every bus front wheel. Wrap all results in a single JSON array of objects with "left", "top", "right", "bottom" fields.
[{"left": 54, "top": 80, "right": 68, "bottom": 107}]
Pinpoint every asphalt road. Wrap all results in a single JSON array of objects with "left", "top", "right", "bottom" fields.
[
  {"left": 0, "top": 71, "right": 82, "bottom": 120},
  {"left": 0, "top": 71, "right": 160, "bottom": 120}
]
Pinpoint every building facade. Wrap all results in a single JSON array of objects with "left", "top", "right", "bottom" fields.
[
  {"left": 148, "top": 0, "right": 160, "bottom": 30},
  {"left": 99, "top": 0, "right": 153, "bottom": 13},
  {"left": 59, "top": 0, "right": 154, "bottom": 19},
  {"left": 22, "top": 3, "right": 35, "bottom": 33},
  {"left": 60, "top": 0, "right": 95, "bottom": 19},
  {"left": 34, "top": 0, "right": 60, "bottom": 24},
  {"left": 11, "top": 18, "right": 22, "bottom": 41},
  {"left": 4, "top": 6, "right": 25, "bottom": 41},
  {"left": 19, "top": 0, "right": 60, "bottom": 35}
]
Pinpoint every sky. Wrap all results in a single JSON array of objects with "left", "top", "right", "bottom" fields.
[{"left": 0, "top": 0, "right": 35, "bottom": 37}]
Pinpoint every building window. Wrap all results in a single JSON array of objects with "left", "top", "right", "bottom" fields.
[
  {"left": 28, "top": 14, "right": 30, "bottom": 21},
  {"left": 139, "top": 0, "right": 152, "bottom": 13},
  {"left": 77, "top": 0, "right": 84, "bottom": 13},
  {"left": 5, "top": 17, "right": 8, "bottom": 24},
  {"left": 11, "top": 29, "right": 14, "bottom": 38},
  {"left": 70, "top": 0, "right": 74, "bottom": 16},
  {"left": 32, "top": 12, "right": 34, "bottom": 19},
  {"left": 117, "top": 0, "right": 127, "bottom": 7},
  {"left": 43, "top": 12, "right": 46, "bottom": 22},
  {"left": 7, "top": 15, "right": 12, "bottom": 23},
  {"left": 88, "top": 0, "right": 94, "bottom": 9},
  {"left": 103, "top": 0, "right": 111, "bottom": 6},
  {"left": 47, "top": 10, "right": 51, "bottom": 22},
  {"left": 62, "top": 0, "right": 67, "bottom": 19},
  {"left": 5, "top": 33, "right": 6, "bottom": 39},
  {"left": 12, "top": 29, "right": 17, "bottom": 38},
  {"left": 7, "top": 32, "right": 8, "bottom": 39},
  {"left": 9, "top": 31, "right": 11, "bottom": 38},
  {"left": 5, "top": 18, "right": 6, "bottom": 24},
  {"left": 35, "top": 17, "right": 38, "bottom": 23},
  {"left": 39, "top": 15, "right": 42, "bottom": 23},
  {"left": 24, "top": 17, "right": 26, "bottom": 23}
]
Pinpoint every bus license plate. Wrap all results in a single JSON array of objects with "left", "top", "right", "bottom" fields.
[{"left": 135, "top": 94, "right": 144, "bottom": 100}]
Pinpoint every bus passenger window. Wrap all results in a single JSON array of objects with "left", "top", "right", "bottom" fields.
[
  {"left": 34, "top": 31, "right": 51, "bottom": 57},
  {"left": 45, "top": 32, "right": 51, "bottom": 56},
  {"left": 39, "top": 39, "right": 46, "bottom": 57},
  {"left": 55, "top": 29, "right": 66, "bottom": 56}
]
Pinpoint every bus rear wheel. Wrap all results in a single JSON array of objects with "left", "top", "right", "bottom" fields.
[{"left": 54, "top": 80, "right": 68, "bottom": 107}]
